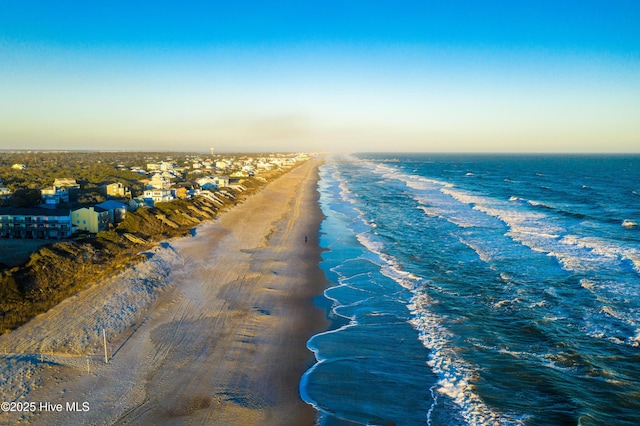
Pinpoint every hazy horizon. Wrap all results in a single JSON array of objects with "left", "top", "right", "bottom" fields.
[
  {"left": 1, "top": 1, "right": 638, "bottom": 153},
  {"left": 3, "top": 149, "right": 640, "bottom": 156}
]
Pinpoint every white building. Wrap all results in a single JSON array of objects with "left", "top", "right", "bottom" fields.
[
  {"left": 0, "top": 185, "right": 12, "bottom": 205},
  {"left": 143, "top": 189, "right": 174, "bottom": 204},
  {"left": 196, "top": 175, "right": 230, "bottom": 189},
  {"left": 41, "top": 187, "right": 69, "bottom": 205},
  {"left": 149, "top": 174, "right": 172, "bottom": 190},
  {"left": 146, "top": 161, "right": 177, "bottom": 172},
  {"left": 53, "top": 178, "right": 79, "bottom": 189}
]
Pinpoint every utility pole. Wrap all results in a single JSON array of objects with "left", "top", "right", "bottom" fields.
[{"left": 103, "top": 329, "right": 108, "bottom": 364}]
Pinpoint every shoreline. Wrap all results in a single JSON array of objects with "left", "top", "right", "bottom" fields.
[{"left": 0, "top": 158, "right": 329, "bottom": 425}]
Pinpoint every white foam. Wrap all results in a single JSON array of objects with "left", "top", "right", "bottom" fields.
[
  {"left": 349, "top": 219, "right": 522, "bottom": 424},
  {"left": 362, "top": 161, "right": 454, "bottom": 189},
  {"left": 560, "top": 235, "right": 640, "bottom": 274},
  {"left": 580, "top": 279, "right": 596, "bottom": 292},
  {"left": 450, "top": 192, "right": 640, "bottom": 277},
  {"left": 355, "top": 232, "right": 386, "bottom": 259},
  {"left": 527, "top": 199, "right": 554, "bottom": 209},
  {"left": 441, "top": 187, "right": 490, "bottom": 206},
  {"left": 493, "top": 299, "right": 523, "bottom": 308},
  {"left": 601, "top": 306, "right": 624, "bottom": 320},
  {"left": 459, "top": 238, "right": 495, "bottom": 263},
  {"left": 433, "top": 183, "right": 640, "bottom": 278},
  {"left": 409, "top": 295, "right": 523, "bottom": 425},
  {"left": 416, "top": 205, "right": 445, "bottom": 219}
]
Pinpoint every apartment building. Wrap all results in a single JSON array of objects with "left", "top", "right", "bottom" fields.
[{"left": 0, "top": 208, "right": 73, "bottom": 239}]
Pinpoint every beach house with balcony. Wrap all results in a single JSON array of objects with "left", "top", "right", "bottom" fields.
[
  {"left": 72, "top": 206, "right": 110, "bottom": 233},
  {"left": 0, "top": 185, "right": 12, "bottom": 206},
  {"left": 0, "top": 208, "right": 72, "bottom": 239},
  {"left": 102, "top": 182, "right": 130, "bottom": 198},
  {"left": 148, "top": 174, "right": 172, "bottom": 190},
  {"left": 41, "top": 186, "right": 70, "bottom": 205},
  {"left": 53, "top": 178, "right": 80, "bottom": 189},
  {"left": 143, "top": 189, "right": 174, "bottom": 205},
  {"left": 196, "top": 175, "right": 230, "bottom": 190},
  {"left": 95, "top": 200, "right": 128, "bottom": 224}
]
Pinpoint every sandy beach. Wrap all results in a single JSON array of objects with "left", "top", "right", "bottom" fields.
[{"left": 0, "top": 158, "right": 328, "bottom": 425}]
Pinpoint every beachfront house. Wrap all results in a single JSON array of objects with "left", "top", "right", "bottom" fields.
[
  {"left": 230, "top": 171, "right": 249, "bottom": 178},
  {"left": 196, "top": 175, "right": 230, "bottom": 190},
  {"left": 148, "top": 174, "right": 172, "bottom": 190},
  {"left": 41, "top": 186, "right": 70, "bottom": 206},
  {"left": 215, "top": 161, "right": 230, "bottom": 170},
  {"left": 171, "top": 186, "right": 189, "bottom": 199},
  {"left": 72, "top": 206, "right": 110, "bottom": 233},
  {"left": 95, "top": 200, "right": 128, "bottom": 224},
  {"left": 0, "top": 185, "right": 12, "bottom": 205},
  {"left": 129, "top": 198, "right": 145, "bottom": 211},
  {"left": 53, "top": 178, "right": 80, "bottom": 189},
  {"left": 147, "top": 161, "right": 177, "bottom": 172},
  {"left": 102, "top": 182, "right": 131, "bottom": 198},
  {"left": 0, "top": 207, "right": 72, "bottom": 239},
  {"left": 143, "top": 189, "right": 174, "bottom": 205},
  {"left": 256, "top": 161, "right": 274, "bottom": 171}
]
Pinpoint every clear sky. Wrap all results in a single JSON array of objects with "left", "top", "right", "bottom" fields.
[{"left": 1, "top": 1, "right": 639, "bottom": 153}]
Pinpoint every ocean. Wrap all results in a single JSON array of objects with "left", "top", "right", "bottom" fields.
[{"left": 300, "top": 154, "right": 640, "bottom": 426}]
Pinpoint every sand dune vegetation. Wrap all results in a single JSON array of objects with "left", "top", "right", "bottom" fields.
[{"left": 0, "top": 151, "right": 296, "bottom": 334}]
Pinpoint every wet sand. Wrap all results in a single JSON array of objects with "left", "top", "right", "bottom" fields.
[{"left": 0, "top": 158, "right": 328, "bottom": 425}]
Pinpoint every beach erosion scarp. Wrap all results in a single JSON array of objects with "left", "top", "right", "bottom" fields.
[{"left": 0, "top": 157, "right": 329, "bottom": 426}]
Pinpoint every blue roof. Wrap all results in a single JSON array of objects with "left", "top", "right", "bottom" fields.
[{"left": 95, "top": 200, "right": 128, "bottom": 210}]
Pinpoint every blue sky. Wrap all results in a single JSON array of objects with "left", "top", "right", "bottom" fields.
[{"left": 1, "top": 1, "right": 639, "bottom": 152}]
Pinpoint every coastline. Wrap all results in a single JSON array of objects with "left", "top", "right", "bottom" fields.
[{"left": 0, "top": 158, "right": 329, "bottom": 425}]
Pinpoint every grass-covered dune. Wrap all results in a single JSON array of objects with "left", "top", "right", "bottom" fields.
[{"left": 0, "top": 172, "right": 283, "bottom": 334}]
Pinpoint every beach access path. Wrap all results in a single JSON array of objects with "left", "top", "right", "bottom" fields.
[{"left": 0, "top": 158, "right": 329, "bottom": 425}]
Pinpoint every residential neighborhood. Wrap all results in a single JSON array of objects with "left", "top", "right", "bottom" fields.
[{"left": 0, "top": 151, "right": 309, "bottom": 239}]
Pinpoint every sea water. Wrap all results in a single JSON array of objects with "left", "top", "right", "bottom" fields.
[{"left": 301, "top": 154, "right": 640, "bottom": 425}]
